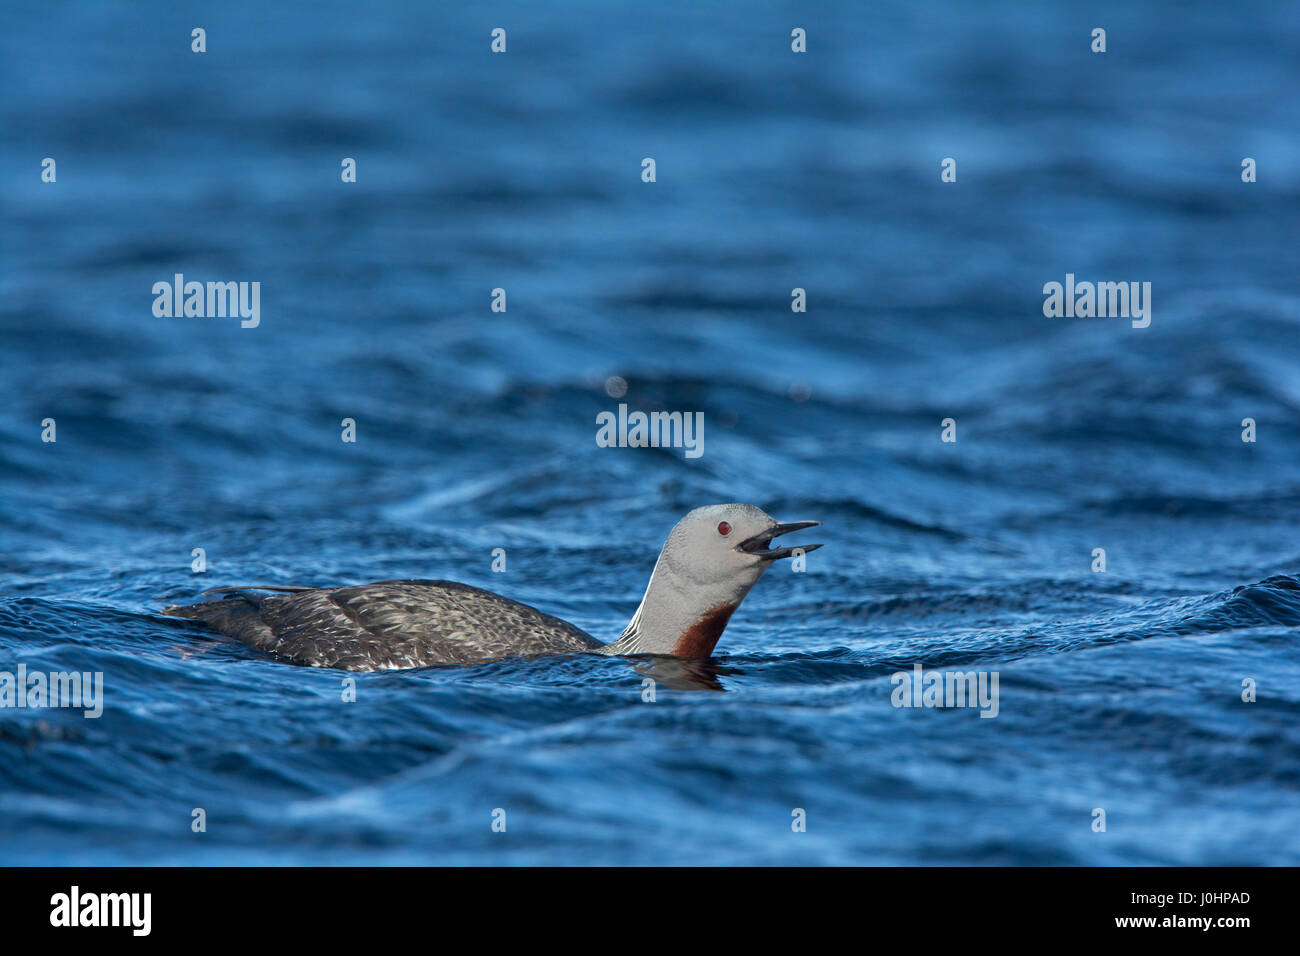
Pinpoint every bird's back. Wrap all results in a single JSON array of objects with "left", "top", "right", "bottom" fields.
[{"left": 163, "top": 579, "right": 602, "bottom": 670}]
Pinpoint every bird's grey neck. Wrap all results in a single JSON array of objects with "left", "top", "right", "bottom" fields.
[{"left": 599, "top": 560, "right": 745, "bottom": 658}]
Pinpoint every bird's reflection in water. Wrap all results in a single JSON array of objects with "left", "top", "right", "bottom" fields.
[{"left": 631, "top": 656, "right": 738, "bottom": 692}]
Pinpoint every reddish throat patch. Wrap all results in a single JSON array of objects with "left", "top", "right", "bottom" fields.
[{"left": 671, "top": 603, "right": 737, "bottom": 658}]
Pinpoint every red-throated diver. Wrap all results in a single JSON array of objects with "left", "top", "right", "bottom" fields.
[{"left": 162, "top": 504, "right": 821, "bottom": 671}]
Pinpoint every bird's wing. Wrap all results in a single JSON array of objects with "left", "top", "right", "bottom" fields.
[{"left": 168, "top": 579, "right": 600, "bottom": 670}]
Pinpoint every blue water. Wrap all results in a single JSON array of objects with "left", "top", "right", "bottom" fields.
[{"left": 2, "top": 0, "right": 1299, "bottom": 865}]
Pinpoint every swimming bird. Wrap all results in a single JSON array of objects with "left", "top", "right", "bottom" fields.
[{"left": 162, "top": 504, "right": 821, "bottom": 671}]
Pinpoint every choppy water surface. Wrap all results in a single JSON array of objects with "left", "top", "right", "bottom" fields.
[{"left": 2, "top": 0, "right": 1299, "bottom": 864}]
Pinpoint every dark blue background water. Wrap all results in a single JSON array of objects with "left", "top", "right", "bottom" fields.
[{"left": 2, "top": 0, "right": 1299, "bottom": 865}]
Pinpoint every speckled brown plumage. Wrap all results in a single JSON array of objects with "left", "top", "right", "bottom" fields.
[{"left": 163, "top": 579, "right": 602, "bottom": 670}]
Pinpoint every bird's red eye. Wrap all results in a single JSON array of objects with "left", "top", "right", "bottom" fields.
[{"left": 717, "top": 521, "right": 731, "bottom": 536}]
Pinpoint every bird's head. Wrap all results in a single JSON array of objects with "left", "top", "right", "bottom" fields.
[{"left": 608, "top": 503, "right": 822, "bottom": 658}]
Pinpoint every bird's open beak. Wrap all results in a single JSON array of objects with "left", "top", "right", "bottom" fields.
[{"left": 737, "top": 520, "right": 822, "bottom": 560}]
